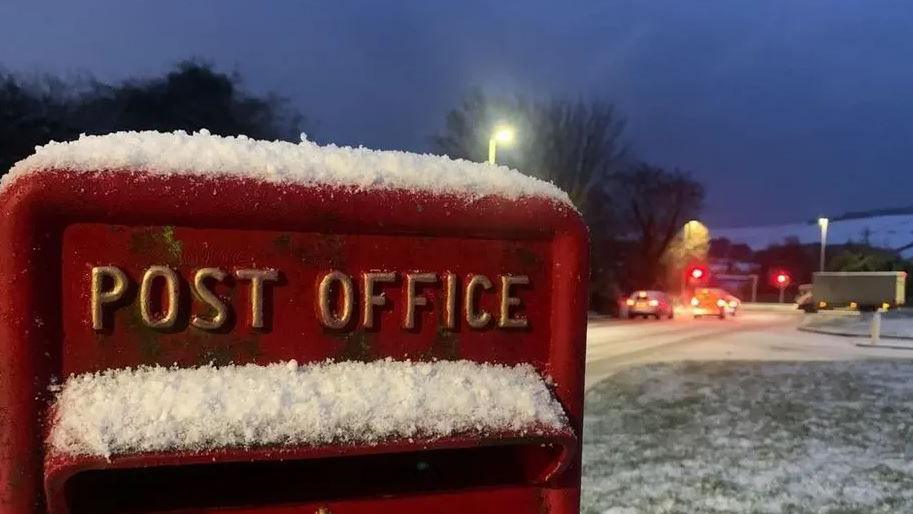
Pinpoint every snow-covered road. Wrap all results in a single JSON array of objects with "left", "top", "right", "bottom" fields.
[{"left": 585, "top": 309, "right": 913, "bottom": 389}]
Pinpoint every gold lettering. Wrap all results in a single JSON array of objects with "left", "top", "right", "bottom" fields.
[
  {"left": 404, "top": 272, "right": 437, "bottom": 329},
  {"left": 91, "top": 265, "right": 533, "bottom": 334},
  {"left": 318, "top": 271, "right": 354, "bottom": 329},
  {"left": 499, "top": 275, "right": 530, "bottom": 329},
  {"left": 191, "top": 267, "right": 228, "bottom": 330},
  {"left": 91, "top": 266, "right": 128, "bottom": 330},
  {"left": 235, "top": 269, "right": 279, "bottom": 329},
  {"left": 465, "top": 274, "right": 493, "bottom": 329},
  {"left": 140, "top": 265, "right": 180, "bottom": 329},
  {"left": 363, "top": 271, "right": 396, "bottom": 329},
  {"left": 443, "top": 272, "right": 457, "bottom": 330}
]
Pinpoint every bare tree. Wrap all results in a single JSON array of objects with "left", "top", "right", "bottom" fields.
[
  {"left": 524, "top": 100, "right": 627, "bottom": 213},
  {"left": 436, "top": 92, "right": 707, "bottom": 307},
  {"left": 610, "top": 163, "right": 704, "bottom": 288},
  {"left": 432, "top": 91, "right": 627, "bottom": 213},
  {"left": 433, "top": 89, "right": 508, "bottom": 164}
]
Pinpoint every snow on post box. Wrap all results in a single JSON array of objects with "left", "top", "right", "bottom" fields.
[{"left": 0, "top": 131, "right": 588, "bottom": 514}]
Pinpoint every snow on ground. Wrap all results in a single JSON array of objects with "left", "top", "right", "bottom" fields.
[
  {"left": 3, "top": 130, "right": 572, "bottom": 206},
  {"left": 713, "top": 215, "right": 913, "bottom": 256},
  {"left": 800, "top": 310, "right": 913, "bottom": 340},
  {"left": 49, "top": 359, "right": 567, "bottom": 458},
  {"left": 583, "top": 360, "right": 913, "bottom": 513}
]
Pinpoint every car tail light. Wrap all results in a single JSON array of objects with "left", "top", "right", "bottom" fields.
[
  {"left": 648, "top": 299, "right": 659, "bottom": 307},
  {"left": 690, "top": 297, "right": 699, "bottom": 306},
  {"left": 626, "top": 299, "right": 635, "bottom": 306}
]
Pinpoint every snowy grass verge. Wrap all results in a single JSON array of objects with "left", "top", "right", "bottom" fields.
[
  {"left": 49, "top": 359, "right": 567, "bottom": 459},
  {"left": 583, "top": 360, "right": 913, "bottom": 513}
]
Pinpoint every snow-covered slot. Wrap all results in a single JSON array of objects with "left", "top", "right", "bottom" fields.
[
  {"left": 4, "top": 130, "right": 572, "bottom": 207},
  {"left": 49, "top": 359, "right": 568, "bottom": 458}
]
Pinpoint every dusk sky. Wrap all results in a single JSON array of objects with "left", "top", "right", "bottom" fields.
[{"left": 2, "top": 0, "right": 911, "bottom": 227}]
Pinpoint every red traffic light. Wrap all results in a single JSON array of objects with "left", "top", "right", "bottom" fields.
[
  {"left": 771, "top": 270, "right": 791, "bottom": 288},
  {"left": 687, "top": 265, "right": 709, "bottom": 286}
]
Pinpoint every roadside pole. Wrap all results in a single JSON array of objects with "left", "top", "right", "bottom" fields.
[
  {"left": 773, "top": 272, "right": 791, "bottom": 304},
  {"left": 818, "top": 217, "right": 829, "bottom": 271},
  {"left": 871, "top": 309, "right": 882, "bottom": 345}
]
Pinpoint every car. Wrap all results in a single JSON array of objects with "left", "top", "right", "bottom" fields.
[
  {"left": 625, "top": 290, "right": 674, "bottom": 319},
  {"left": 721, "top": 290, "right": 741, "bottom": 316},
  {"left": 690, "top": 288, "right": 739, "bottom": 319}
]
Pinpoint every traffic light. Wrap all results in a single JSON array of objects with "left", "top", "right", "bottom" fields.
[
  {"left": 687, "top": 265, "right": 708, "bottom": 286},
  {"left": 771, "top": 270, "right": 792, "bottom": 303},
  {"left": 771, "top": 270, "right": 791, "bottom": 288}
]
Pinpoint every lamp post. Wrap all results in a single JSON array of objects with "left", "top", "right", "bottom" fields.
[
  {"left": 680, "top": 219, "right": 709, "bottom": 298},
  {"left": 488, "top": 126, "right": 514, "bottom": 165},
  {"left": 818, "top": 217, "right": 829, "bottom": 271}
]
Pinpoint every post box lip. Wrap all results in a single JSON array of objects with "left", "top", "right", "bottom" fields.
[
  {"left": 45, "top": 428, "right": 576, "bottom": 471},
  {"left": 44, "top": 429, "right": 576, "bottom": 513},
  {"left": 47, "top": 360, "right": 571, "bottom": 460}
]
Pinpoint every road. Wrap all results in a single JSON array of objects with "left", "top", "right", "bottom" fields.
[{"left": 585, "top": 308, "right": 913, "bottom": 389}]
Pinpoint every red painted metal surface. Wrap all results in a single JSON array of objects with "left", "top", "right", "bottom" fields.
[
  {"left": 0, "top": 170, "right": 589, "bottom": 514},
  {"left": 59, "top": 223, "right": 554, "bottom": 373}
]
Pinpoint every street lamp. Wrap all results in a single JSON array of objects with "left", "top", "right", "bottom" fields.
[
  {"left": 682, "top": 219, "right": 709, "bottom": 256},
  {"left": 818, "top": 217, "right": 829, "bottom": 271},
  {"left": 679, "top": 220, "right": 710, "bottom": 298},
  {"left": 488, "top": 126, "right": 514, "bottom": 165}
]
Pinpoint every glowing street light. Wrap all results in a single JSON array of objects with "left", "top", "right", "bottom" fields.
[
  {"left": 488, "top": 125, "right": 515, "bottom": 165},
  {"left": 818, "top": 217, "right": 829, "bottom": 271},
  {"left": 684, "top": 219, "right": 710, "bottom": 240}
]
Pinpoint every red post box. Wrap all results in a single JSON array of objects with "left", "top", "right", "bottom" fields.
[{"left": 0, "top": 132, "right": 588, "bottom": 513}]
